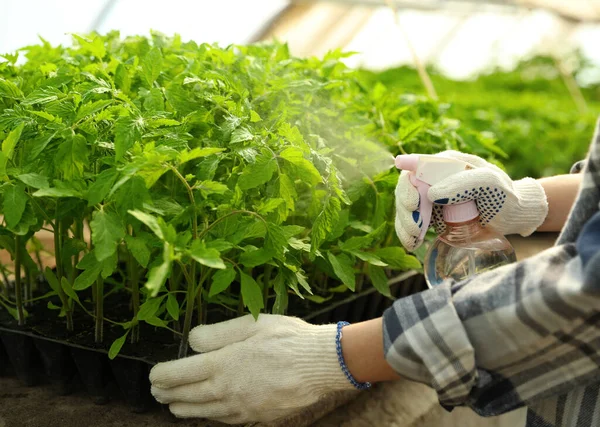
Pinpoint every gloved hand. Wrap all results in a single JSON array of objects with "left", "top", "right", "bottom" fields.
[
  {"left": 150, "top": 315, "right": 355, "bottom": 424},
  {"left": 395, "top": 151, "right": 548, "bottom": 251}
]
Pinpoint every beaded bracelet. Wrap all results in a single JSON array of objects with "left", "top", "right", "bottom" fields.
[{"left": 335, "top": 321, "right": 372, "bottom": 391}]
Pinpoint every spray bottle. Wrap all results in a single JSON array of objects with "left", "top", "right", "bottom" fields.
[{"left": 395, "top": 154, "right": 517, "bottom": 288}]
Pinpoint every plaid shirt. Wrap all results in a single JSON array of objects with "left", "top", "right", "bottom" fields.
[{"left": 383, "top": 119, "right": 600, "bottom": 427}]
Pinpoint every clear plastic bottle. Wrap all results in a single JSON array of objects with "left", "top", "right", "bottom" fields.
[{"left": 424, "top": 200, "right": 517, "bottom": 288}]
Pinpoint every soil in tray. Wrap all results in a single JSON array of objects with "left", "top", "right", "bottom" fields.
[
  {"left": 0, "top": 272, "right": 425, "bottom": 364},
  {"left": 0, "top": 376, "right": 222, "bottom": 427}
]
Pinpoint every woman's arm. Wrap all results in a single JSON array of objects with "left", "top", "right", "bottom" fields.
[
  {"left": 342, "top": 318, "right": 400, "bottom": 383},
  {"left": 536, "top": 174, "right": 582, "bottom": 232}
]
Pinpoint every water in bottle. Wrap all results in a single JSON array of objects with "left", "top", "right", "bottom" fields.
[{"left": 424, "top": 200, "right": 517, "bottom": 288}]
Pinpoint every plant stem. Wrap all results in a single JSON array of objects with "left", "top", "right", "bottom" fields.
[
  {"left": 71, "top": 219, "right": 83, "bottom": 285},
  {"left": 178, "top": 270, "right": 196, "bottom": 359},
  {"left": 262, "top": 265, "right": 272, "bottom": 312},
  {"left": 237, "top": 294, "right": 244, "bottom": 316},
  {"left": 169, "top": 264, "right": 182, "bottom": 335},
  {"left": 202, "top": 295, "right": 208, "bottom": 325},
  {"left": 169, "top": 166, "right": 198, "bottom": 239},
  {"left": 129, "top": 253, "right": 140, "bottom": 344},
  {"left": 53, "top": 205, "right": 63, "bottom": 280},
  {"left": 0, "top": 265, "right": 10, "bottom": 298},
  {"left": 95, "top": 277, "right": 104, "bottom": 344},
  {"left": 14, "top": 236, "right": 25, "bottom": 326},
  {"left": 24, "top": 266, "right": 32, "bottom": 308}
]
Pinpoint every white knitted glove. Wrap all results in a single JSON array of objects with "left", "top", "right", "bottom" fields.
[
  {"left": 149, "top": 315, "right": 355, "bottom": 424},
  {"left": 395, "top": 151, "right": 548, "bottom": 251}
]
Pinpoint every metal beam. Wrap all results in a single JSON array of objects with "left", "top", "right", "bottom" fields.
[{"left": 289, "top": 0, "right": 600, "bottom": 23}]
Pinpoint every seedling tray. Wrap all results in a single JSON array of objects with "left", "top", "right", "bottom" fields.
[{"left": 0, "top": 271, "right": 425, "bottom": 425}]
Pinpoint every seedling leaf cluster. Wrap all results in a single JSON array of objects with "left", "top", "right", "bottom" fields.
[{"left": 0, "top": 32, "right": 498, "bottom": 358}]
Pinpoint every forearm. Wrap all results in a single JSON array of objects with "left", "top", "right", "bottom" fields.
[
  {"left": 536, "top": 174, "right": 582, "bottom": 232},
  {"left": 341, "top": 318, "right": 400, "bottom": 384}
]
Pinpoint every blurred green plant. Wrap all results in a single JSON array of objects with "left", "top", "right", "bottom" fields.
[{"left": 359, "top": 55, "right": 600, "bottom": 178}]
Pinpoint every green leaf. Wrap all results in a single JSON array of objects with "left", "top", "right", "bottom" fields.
[
  {"left": 29, "top": 110, "right": 60, "bottom": 122},
  {"left": 189, "top": 240, "right": 225, "bottom": 269},
  {"left": 147, "top": 118, "right": 180, "bottom": 128},
  {"left": 230, "top": 127, "right": 253, "bottom": 144},
  {"left": 239, "top": 247, "right": 272, "bottom": 268},
  {"left": 145, "top": 243, "right": 172, "bottom": 297},
  {"left": 44, "top": 267, "right": 61, "bottom": 295},
  {"left": 311, "top": 197, "right": 341, "bottom": 254},
  {"left": 240, "top": 272, "right": 264, "bottom": 320},
  {"left": 47, "top": 301, "right": 61, "bottom": 310},
  {"left": 72, "top": 34, "right": 106, "bottom": 59},
  {"left": 368, "top": 265, "right": 391, "bottom": 297},
  {"left": 0, "top": 152, "right": 7, "bottom": 179},
  {"left": 350, "top": 251, "right": 388, "bottom": 267},
  {"left": 265, "top": 223, "right": 288, "bottom": 261},
  {"left": 0, "top": 78, "right": 23, "bottom": 99},
  {"left": 209, "top": 265, "right": 236, "bottom": 297},
  {"left": 16, "top": 173, "right": 49, "bottom": 189},
  {"left": 339, "top": 236, "right": 373, "bottom": 252},
  {"left": 142, "top": 88, "right": 164, "bottom": 111},
  {"left": 29, "top": 131, "right": 56, "bottom": 161},
  {"left": 56, "top": 135, "right": 88, "bottom": 179},
  {"left": 101, "top": 251, "right": 118, "bottom": 279},
  {"left": 255, "top": 198, "right": 284, "bottom": 215},
  {"left": 166, "top": 294, "right": 179, "bottom": 321},
  {"left": 76, "top": 99, "right": 112, "bottom": 121},
  {"left": 195, "top": 180, "right": 229, "bottom": 197},
  {"left": 305, "top": 294, "right": 332, "bottom": 303},
  {"left": 22, "top": 87, "right": 63, "bottom": 105},
  {"left": 109, "top": 331, "right": 129, "bottom": 360},
  {"left": 250, "top": 111, "right": 262, "bottom": 122},
  {"left": 128, "top": 210, "right": 164, "bottom": 240},
  {"left": 327, "top": 252, "right": 356, "bottom": 291},
  {"left": 114, "top": 63, "right": 131, "bottom": 93},
  {"left": 32, "top": 187, "right": 82, "bottom": 198},
  {"left": 76, "top": 251, "right": 97, "bottom": 270},
  {"left": 238, "top": 156, "right": 277, "bottom": 190},
  {"left": 137, "top": 296, "right": 165, "bottom": 321},
  {"left": 142, "top": 47, "right": 163, "bottom": 86},
  {"left": 73, "top": 261, "right": 103, "bottom": 290},
  {"left": 279, "top": 147, "right": 321, "bottom": 185},
  {"left": 2, "top": 123, "right": 24, "bottom": 160},
  {"left": 295, "top": 269, "right": 312, "bottom": 294},
  {"left": 0, "top": 301, "right": 21, "bottom": 321},
  {"left": 278, "top": 174, "right": 297, "bottom": 211},
  {"left": 272, "top": 270, "right": 288, "bottom": 314},
  {"left": 373, "top": 247, "right": 422, "bottom": 270},
  {"left": 206, "top": 239, "right": 234, "bottom": 252},
  {"left": 3, "top": 183, "right": 27, "bottom": 228},
  {"left": 179, "top": 147, "right": 225, "bottom": 164},
  {"left": 114, "top": 115, "right": 142, "bottom": 161},
  {"left": 61, "top": 277, "right": 79, "bottom": 303},
  {"left": 124, "top": 235, "right": 151, "bottom": 268},
  {"left": 87, "top": 168, "right": 117, "bottom": 206},
  {"left": 145, "top": 316, "right": 168, "bottom": 328},
  {"left": 90, "top": 209, "right": 125, "bottom": 261}
]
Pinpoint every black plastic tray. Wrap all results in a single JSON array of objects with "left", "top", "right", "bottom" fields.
[{"left": 0, "top": 271, "right": 425, "bottom": 414}]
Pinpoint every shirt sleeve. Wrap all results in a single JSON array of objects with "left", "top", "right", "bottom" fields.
[{"left": 382, "top": 236, "right": 600, "bottom": 417}]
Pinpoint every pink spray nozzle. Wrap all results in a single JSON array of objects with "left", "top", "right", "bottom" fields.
[
  {"left": 443, "top": 200, "right": 479, "bottom": 223},
  {"left": 394, "top": 153, "right": 431, "bottom": 245},
  {"left": 395, "top": 154, "right": 419, "bottom": 171}
]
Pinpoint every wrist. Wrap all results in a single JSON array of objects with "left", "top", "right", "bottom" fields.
[
  {"left": 341, "top": 318, "right": 401, "bottom": 384},
  {"left": 512, "top": 177, "right": 549, "bottom": 236}
]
